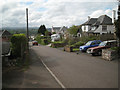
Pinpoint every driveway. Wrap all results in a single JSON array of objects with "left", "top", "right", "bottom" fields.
[{"left": 31, "top": 45, "right": 118, "bottom": 88}]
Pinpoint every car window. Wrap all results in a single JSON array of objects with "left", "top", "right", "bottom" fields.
[
  {"left": 99, "top": 42, "right": 106, "bottom": 46},
  {"left": 91, "top": 42, "right": 96, "bottom": 45},
  {"left": 85, "top": 41, "right": 92, "bottom": 46},
  {"left": 96, "top": 41, "right": 101, "bottom": 44},
  {"left": 106, "top": 42, "right": 117, "bottom": 47}
]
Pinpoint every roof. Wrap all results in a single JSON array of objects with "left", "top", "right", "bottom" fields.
[
  {"left": 83, "top": 15, "right": 113, "bottom": 26},
  {"left": 2, "top": 30, "right": 12, "bottom": 37},
  {"left": 93, "top": 15, "right": 113, "bottom": 25},
  {"left": 59, "top": 26, "right": 68, "bottom": 31},
  {"left": 83, "top": 18, "right": 97, "bottom": 25},
  {"left": 52, "top": 27, "right": 61, "bottom": 30}
]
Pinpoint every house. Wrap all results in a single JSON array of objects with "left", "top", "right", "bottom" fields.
[
  {"left": 58, "top": 26, "right": 68, "bottom": 35},
  {"left": 82, "top": 14, "right": 115, "bottom": 35},
  {"left": 51, "top": 26, "right": 61, "bottom": 34},
  {"left": 1, "top": 30, "right": 12, "bottom": 41}
]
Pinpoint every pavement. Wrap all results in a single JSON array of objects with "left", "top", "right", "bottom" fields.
[
  {"left": 2, "top": 43, "right": 118, "bottom": 88},
  {"left": 30, "top": 45, "right": 118, "bottom": 88},
  {"left": 2, "top": 47, "right": 61, "bottom": 88}
]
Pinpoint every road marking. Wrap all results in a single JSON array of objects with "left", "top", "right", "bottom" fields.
[{"left": 39, "top": 56, "right": 66, "bottom": 89}]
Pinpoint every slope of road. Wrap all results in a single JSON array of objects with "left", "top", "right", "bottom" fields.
[
  {"left": 21, "top": 49, "right": 61, "bottom": 88},
  {"left": 2, "top": 48, "right": 61, "bottom": 88},
  {"left": 31, "top": 45, "right": 118, "bottom": 88}
]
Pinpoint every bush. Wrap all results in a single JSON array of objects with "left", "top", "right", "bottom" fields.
[
  {"left": 41, "top": 39, "right": 48, "bottom": 45},
  {"left": 80, "top": 35, "right": 100, "bottom": 43},
  {"left": 35, "top": 35, "right": 51, "bottom": 45},
  {"left": 11, "top": 34, "right": 27, "bottom": 58},
  {"left": 111, "top": 47, "right": 120, "bottom": 52},
  {"left": 73, "top": 41, "right": 84, "bottom": 47}
]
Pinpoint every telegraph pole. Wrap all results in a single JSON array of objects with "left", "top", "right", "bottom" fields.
[{"left": 26, "top": 8, "right": 29, "bottom": 51}]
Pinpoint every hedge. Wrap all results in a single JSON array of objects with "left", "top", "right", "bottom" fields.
[
  {"left": 11, "top": 34, "right": 27, "bottom": 58},
  {"left": 35, "top": 35, "right": 51, "bottom": 45}
]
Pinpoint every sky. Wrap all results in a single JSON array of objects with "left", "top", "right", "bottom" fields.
[{"left": 0, "top": 0, "right": 119, "bottom": 28}]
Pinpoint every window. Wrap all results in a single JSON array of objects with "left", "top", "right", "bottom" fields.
[
  {"left": 91, "top": 42, "right": 96, "bottom": 45},
  {"left": 102, "top": 25, "right": 107, "bottom": 31},
  {"left": 84, "top": 26, "right": 86, "bottom": 31}
]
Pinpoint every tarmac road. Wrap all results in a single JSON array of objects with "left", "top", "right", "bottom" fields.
[{"left": 30, "top": 45, "right": 118, "bottom": 88}]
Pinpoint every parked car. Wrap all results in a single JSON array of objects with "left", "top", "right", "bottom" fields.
[
  {"left": 87, "top": 40, "right": 117, "bottom": 56},
  {"left": 32, "top": 41, "right": 38, "bottom": 46},
  {"left": 79, "top": 40, "right": 101, "bottom": 52}
]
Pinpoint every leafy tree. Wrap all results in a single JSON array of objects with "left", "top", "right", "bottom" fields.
[
  {"left": 45, "top": 30, "right": 49, "bottom": 36},
  {"left": 115, "top": 2, "right": 120, "bottom": 48},
  {"left": 52, "top": 32, "right": 56, "bottom": 34},
  {"left": 38, "top": 25, "right": 47, "bottom": 35},
  {"left": 67, "top": 25, "right": 79, "bottom": 36}
]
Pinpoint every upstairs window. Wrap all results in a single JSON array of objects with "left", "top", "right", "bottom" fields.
[{"left": 102, "top": 25, "right": 107, "bottom": 31}]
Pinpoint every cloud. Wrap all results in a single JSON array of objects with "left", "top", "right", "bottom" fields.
[{"left": 1, "top": 0, "right": 118, "bottom": 28}]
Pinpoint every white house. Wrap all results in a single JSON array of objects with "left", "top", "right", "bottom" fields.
[
  {"left": 58, "top": 26, "right": 68, "bottom": 35},
  {"left": 51, "top": 26, "right": 61, "bottom": 34},
  {"left": 82, "top": 13, "right": 116, "bottom": 35}
]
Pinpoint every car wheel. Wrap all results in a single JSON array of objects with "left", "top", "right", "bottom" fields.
[{"left": 92, "top": 53, "right": 96, "bottom": 56}]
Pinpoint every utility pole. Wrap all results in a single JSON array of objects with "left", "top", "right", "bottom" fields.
[{"left": 26, "top": 8, "right": 29, "bottom": 51}]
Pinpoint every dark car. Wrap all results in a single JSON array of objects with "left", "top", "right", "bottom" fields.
[
  {"left": 79, "top": 40, "right": 101, "bottom": 52},
  {"left": 32, "top": 41, "right": 38, "bottom": 46},
  {"left": 87, "top": 40, "right": 117, "bottom": 56}
]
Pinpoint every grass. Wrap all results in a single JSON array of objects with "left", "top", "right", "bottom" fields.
[
  {"left": 52, "top": 41, "right": 63, "bottom": 44},
  {"left": 73, "top": 48, "right": 79, "bottom": 52}
]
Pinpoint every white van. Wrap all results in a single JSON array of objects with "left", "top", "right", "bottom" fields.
[{"left": 51, "top": 34, "right": 60, "bottom": 42}]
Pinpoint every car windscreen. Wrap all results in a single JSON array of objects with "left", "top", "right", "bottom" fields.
[
  {"left": 85, "top": 41, "right": 92, "bottom": 46},
  {"left": 99, "top": 42, "right": 106, "bottom": 46}
]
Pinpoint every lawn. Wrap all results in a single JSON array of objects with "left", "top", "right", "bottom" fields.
[{"left": 73, "top": 48, "right": 79, "bottom": 52}]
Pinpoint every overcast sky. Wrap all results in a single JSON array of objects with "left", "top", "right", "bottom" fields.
[{"left": 0, "top": 0, "right": 118, "bottom": 28}]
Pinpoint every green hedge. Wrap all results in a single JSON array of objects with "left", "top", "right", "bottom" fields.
[
  {"left": 41, "top": 39, "right": 48, "bottom": 45},
  {"left": 80, "top": 35, "right": 100, "bottom": 43},
  {"left": 72, "top": 41, "right": 84, "bottom": 47},
  {"left": 35, "top": 35, "right": 51, "bottom": 45},
  {"left": 11, "top": 34, "right": 27, "bottom": 57}
]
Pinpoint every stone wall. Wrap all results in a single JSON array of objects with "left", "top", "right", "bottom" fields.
[
  {"left": 64, "top": 46, "right": 73, "bottom": 52},
  {"left": 102, "top": 49, "right": 118, "bottom": 61}
]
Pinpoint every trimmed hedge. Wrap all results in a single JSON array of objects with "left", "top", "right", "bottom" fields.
[
  {"left": 35, "top": 35, "right": 51, "bottom": 45},
  {"left": 11, "top": 34, "right": 27, "bottom": 58}
]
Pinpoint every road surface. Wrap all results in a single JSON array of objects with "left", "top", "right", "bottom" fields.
[{"left": 30, "top": 45, "right": 118, "bottom": 88}]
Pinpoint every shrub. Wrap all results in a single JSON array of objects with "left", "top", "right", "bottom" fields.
[
  {"left": 80, "top": 35, "right": 100, "bottom": 43},
  {"left": 11, "top": 34, "right": 27, "bottom": 58},
  {"left": 35, "top": 35, "right": 51, "bottom": 45},
  {"left": 73, "top": 41, "right": 84, "bottom": 47},
  {"left": 41, "top": 39, "right": 48, "bottom": 45}
]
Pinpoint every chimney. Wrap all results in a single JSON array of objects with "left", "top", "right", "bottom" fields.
[
  {"left": 112, "top": 10, "right": 116, "bottom": 23},
  {"left": 88, "top": 16, "right": 90, "bottom": 20}
]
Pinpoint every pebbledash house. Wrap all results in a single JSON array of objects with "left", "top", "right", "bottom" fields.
[{"left": 81, "top": 10, "right": 116, "bottom": 36}]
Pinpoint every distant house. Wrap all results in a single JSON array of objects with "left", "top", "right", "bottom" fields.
[
  {"left": 82, "top": 15, "right": 115, "bottom": 35},
  {"left": 1, "top": 30, "right": 12, "bottom": 41},
  {"left": 58, "top": 26, "right": 68, "bottom": 35},
  {"left": 51, "top": 26, "right": 61, "bottom": 34}
]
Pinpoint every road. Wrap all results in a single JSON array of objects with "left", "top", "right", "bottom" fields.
[{"left": 30, "top": 45, "right": 118, "bottom": 88}]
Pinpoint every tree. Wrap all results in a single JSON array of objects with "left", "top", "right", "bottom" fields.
[
  {"left": 115, "top": 1, "right": 120, "bottom": 54},
  {"left": 38, "top": 25, "right": 47, "bottom": 35},
  {"left": 115, "top": 2, "right": 120, "bottom": 47},
  {"left": 67, "top": 25, "right": 79, "bottom": 36},
  {"left": 45, "top": 30, "right": 49, "bottom": 36}
]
